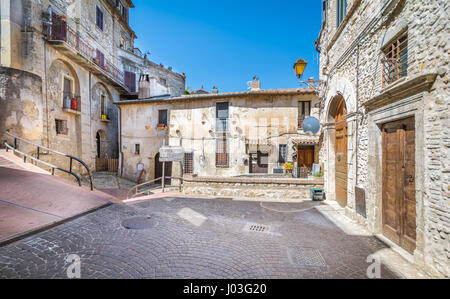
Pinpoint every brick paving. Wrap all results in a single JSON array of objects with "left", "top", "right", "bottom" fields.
[{"left": 0, "top": 197, "right": 401, "bottom": 278}]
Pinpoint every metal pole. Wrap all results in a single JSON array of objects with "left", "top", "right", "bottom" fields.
[{"left": 162, "top": 161, "right": 165, "bottom": 193}]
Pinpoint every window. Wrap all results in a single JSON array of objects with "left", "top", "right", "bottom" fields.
[
  {"left": 322, "top": 0, "right": 328, "bottom": 21},
  {"left": 216, "top": 102, "right": 229, "bottom": 132},
  {"left": 337, "top": 0, "right": 347, "bottom": 28},
  {"left": 158, "top": 109, "right": 168, "bottom": 126},
  {"left": 124, "top": 71, "right": 136, "bottom": 92},
  {"left": 159, "top": 78, "right": 167, "bottom": 86},
  {"left": 134, "top": 144, "right": 140, "bottom": 155},
  {"left": 63, "top": 77, "right": 72, "bottom": 108},
  {"left": 96, "top": 49, "right": 105, "bottom": 67},
  {"left": 215, "top": 137, "right": 229, "bottom": 167},
  {"left": 55, "top": 119, "right": 68, "bottom": 135},
  {"left": 298, "top": 101, "right": 311, "bottom": 127},
  {"left": 101, "top": 94, "right": 107, "bottom": 117},
  {"left": 382, "top": 31, "right": 408, "bottom": 87},
  {"left": 119, "top": 2, "right": 124, "bottom": 16},
  {"left": 96, "top": 6, "right": 104, "bottom": 31},
  {"left": 279, "top": 144, "right": 287, "bottom": 164},
  {"left": 184, "top": 152, "right": 193, "bottom": 174}
]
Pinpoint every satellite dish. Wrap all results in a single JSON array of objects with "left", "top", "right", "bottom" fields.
[{"left": 302, "top": 116, "right": 320, "bottom": 135}]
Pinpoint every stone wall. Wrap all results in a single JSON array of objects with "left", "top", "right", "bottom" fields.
[
  {"left": 118, "top": 90, "right": 320, "bottom": 182},
  {"left": 318, "top": 0, "right": 449, "bottom": 277},
  {"left": 183, "top": 176, "right": 324, "bottom": 201},
  {"left": 0, "top": 67, "right": 43, "bottom": 148}
]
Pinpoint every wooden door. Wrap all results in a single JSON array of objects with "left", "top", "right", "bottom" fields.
[
  {"left": 297, "top": 146, "right": 314, "bottom": 169},
  {"left": 382, "top": 117, "right": 416, "bottom": 254},
  {"left": 334, "top": 97, "right": 348, "bottom": 207}
]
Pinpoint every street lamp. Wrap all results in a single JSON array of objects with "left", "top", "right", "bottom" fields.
[
  {"left": 293, "top": 58, "right": 308, "bottom": 80},
  {"left": 294, "top": 58, "right": 322, "bottom": 89}
]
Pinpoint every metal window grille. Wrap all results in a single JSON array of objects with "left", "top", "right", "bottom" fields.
[
  {"left": 135, "top": 144, "right": 140, "bottom": 155},
  {"left": 215, "top": 137, "right": 229, "bottom": 167},
  {"left": 55, "top": 119, "right": 68, "bottom": 135},
  {"left": 279, "top": 144, "right": 287, "bottom": 163},
  {"left": 382, "top": 31, "right": 408, "bottom": 87},
  {"left": 184, "top": 152, "right": 193, "bottom": 174}
]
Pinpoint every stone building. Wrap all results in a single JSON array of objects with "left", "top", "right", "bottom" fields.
[
  {"left": 317, "top": 0, "right": 449, "bottom": 277},
  {"left": 116, "top": 77, "right": 320, "bottom": 185},
  {"left": 0, "top": 0, "right": 185, "bottom": 174}
]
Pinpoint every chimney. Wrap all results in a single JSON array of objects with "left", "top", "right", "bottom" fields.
[
  {"left": 250, "top": 75, "right": 261, "bottom": 90},
  {"left": 138, "top": 74, "right": 150, "bottom": 99},
  {"left": 212, "top": 86, "right": 218, "bottom": 94}
]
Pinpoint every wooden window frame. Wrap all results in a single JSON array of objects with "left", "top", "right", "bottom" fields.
[
  {"left": 158, "top": 109, "right": 168, "bottom": 127},
  {"left": 382, "top": 31, "right": 408, "bottom": 88}
]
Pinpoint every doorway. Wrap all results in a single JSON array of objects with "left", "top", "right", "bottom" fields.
[
  {"left": 297, "top": 146, "right": 314, "bottom": 169},
  {"left": 334, "top": 97, "right": 348, "bottom": 207},
  {"left": 155, "top": 152, "right": 172, "bottom": 185},
  {"left": 249, "top": 152, "right": 268, "bottom": 174},
  {"left": 96, "top": 132, "right": 101, "bottom": 158},
  {"left": 382, "top": 117, "right": 416, "bottom": 254}
]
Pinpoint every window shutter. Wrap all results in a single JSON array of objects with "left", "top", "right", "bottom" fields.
[{"left": 124, "top": 71, "right": 136, "bottom": 92}]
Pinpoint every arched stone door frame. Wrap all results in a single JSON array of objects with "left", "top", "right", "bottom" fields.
[{"left": 322, "top": 76, "right": 357, "bottom": 212}]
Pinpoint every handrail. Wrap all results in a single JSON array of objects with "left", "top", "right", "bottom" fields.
[
  {"left": 127, "top": 176, "right": 183, "bottom": 199},
  {"left": 3, "top": 132, "right": 94, "bottom": 190}
]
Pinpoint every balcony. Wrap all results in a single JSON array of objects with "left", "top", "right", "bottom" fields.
[
  {"left": 47, "top": 17, "right": 129, "bottom": 94},
  {"left": 62, "top": 93, "right": 81, "bottom": 115},
  {"left": 215, "top": 118, "right": 229, "bottom": 133}
]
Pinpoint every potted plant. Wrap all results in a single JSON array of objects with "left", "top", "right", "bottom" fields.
[
  {"left": 282, "top": 162, "right": 294, "bottom": 175},
  {"left": 101, "top": 114, "right": 107, "bottom": 120}
]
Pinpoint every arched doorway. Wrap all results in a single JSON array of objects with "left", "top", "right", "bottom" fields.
[{"left": 334, "top": 96, "right": 348, "bottom": 207}]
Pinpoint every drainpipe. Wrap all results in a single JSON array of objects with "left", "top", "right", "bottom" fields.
[
  {"left": 355, "top": 43, "right": 360, "bottom": 186},
  {"left": 119, "top": 106, "right": 124, "bottom": 177},
  {"left": 44, "top": 41, "right": 50, "bottom": 147}
]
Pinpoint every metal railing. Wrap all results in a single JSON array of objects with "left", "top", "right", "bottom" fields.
[
  {"left": 47, "top": 17, "right": 125, "bottom": 87},
  {"left": 215, "top": 118, "right": 229, "bottom": 133},
  {"left": 127, "top": 176, "right": 183, "bottom": 199},
  {"left": 3, "top": 132, "right": 94, "bottom": 190}
]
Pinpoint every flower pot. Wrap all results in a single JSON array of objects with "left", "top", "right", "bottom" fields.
[{"left": 101, "top": 114, "right": 107, "bottom": 120}]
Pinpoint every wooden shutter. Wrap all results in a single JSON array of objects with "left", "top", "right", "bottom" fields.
[
  {"left": 124, "top": 71, "right": 136, "bottom": 92},
  {"left": 96, "top": 49, "right": 105, "bottom": 67}
]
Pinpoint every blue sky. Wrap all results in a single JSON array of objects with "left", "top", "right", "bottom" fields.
[{"left": 130, "top": 0, "right": 322, "bottom": 93}]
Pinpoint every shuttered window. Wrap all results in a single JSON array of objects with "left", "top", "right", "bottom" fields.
[
  {"left": 96, "top": 6, "right": 104, "bottom": 31},
  {"left": 124, "top": 71, "right": 136, "bottom": 92},
  {"left": 184, "top": 152, "right": 193, "bottom": 174}
]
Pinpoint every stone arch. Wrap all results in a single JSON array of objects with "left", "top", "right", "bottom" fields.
[
  {"left": 323, "top": 76, "right": 356, "bottom": 123},
  {"left": 48, "top": 58, "right": 81, "bottom": 104}
]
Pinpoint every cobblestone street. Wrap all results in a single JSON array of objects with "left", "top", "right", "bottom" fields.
[{"left": 0, "top": 197, "right": 418, "bottom": 279}]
